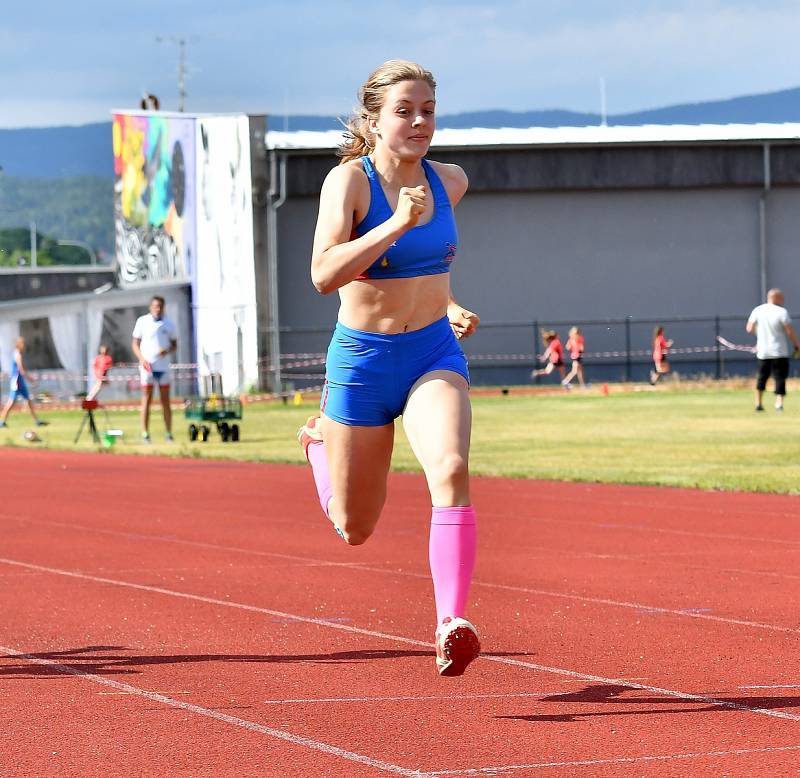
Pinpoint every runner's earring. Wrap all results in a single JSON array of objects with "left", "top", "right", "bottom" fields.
[{"left": 367, "top": 116, "right": 380, "bottom": 138}]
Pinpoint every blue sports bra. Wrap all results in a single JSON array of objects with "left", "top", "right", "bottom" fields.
[{"left": 354, "top": 156, "right": 458, "bottom": 279}]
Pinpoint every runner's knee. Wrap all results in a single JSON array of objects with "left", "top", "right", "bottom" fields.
[
  {"left": 333, "top": 506, "right": 380, "bottom": 546},
  {"left": 430, "top": 453, "right": 469, "bottom": 491},
  {"left": 336, "top": 516, "right": 376, "bottom": 546},
  {"left": 339, "top": 525, "right": 373, "bottom": 546}
]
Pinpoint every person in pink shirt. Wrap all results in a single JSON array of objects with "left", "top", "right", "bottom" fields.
[
  {"left": 87, "top": 345, "right": 113, "bottom": 400},
  {"left": 532, "top": 330, "right": 566, "bottom": 382},
  {"left": 562, "top": 326, "right": 586, "bottom": 388},
  {"left": 650, "top": 326, "right": 674, "bottom": 385}
]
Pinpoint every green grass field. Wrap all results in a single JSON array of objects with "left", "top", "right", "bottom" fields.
[{"left": 1, "top": 383, "right": 798, "bottom": 494}]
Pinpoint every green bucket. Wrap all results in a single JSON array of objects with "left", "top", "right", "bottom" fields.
[{"left": 103, "top": 429, "right": 124, "bottom": 448}]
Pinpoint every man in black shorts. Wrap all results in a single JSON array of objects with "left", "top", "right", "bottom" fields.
[{"left": 746, "top": 289, "right": 800, "bottom": 411}]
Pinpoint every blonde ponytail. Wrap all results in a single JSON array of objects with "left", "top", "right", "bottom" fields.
[{"left": 338, "top": 60, "right": 436, "bottom": 164}]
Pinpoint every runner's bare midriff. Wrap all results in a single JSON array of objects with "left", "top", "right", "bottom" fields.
[{"left": 337, "top": 273, "right": 450, "bottom": 334}]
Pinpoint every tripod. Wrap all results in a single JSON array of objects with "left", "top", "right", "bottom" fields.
[{"left": 74, "top": 399, "right": 110, "bottom": 444}]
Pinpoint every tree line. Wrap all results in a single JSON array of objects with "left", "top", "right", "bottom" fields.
[{"left": 0, "top": 176, "right": 114, "bottom": 264}]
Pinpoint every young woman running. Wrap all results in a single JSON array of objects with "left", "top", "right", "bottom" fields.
[
  {"left": 531, "top": 330, "right": 566, "bottom": 382},
  {"left": 650, "top": 326, "right": 674, "bottom": 385},
  {"left": 298, "top": 61, "right": 481, "bottom": 677},
  {"left": 562, "top": 326, "right": 586, "bottom": 388}
]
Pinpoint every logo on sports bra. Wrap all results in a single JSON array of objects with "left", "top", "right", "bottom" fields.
[
  {"left": 380, "top": 256, "right": 389, "bottom": 268},
  {"left": 444, "top": 242, "right": 458, "bottom": 264}
]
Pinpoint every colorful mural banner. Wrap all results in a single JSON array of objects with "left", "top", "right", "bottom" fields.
[{"left": 112, "top": 113, "right": 196, "bottom": 286}]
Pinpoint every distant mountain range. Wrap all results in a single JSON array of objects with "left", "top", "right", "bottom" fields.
[{"left": 2, "top": 86, "right": 800, "bottom": 177}]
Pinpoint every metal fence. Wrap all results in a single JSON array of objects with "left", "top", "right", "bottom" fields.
[
  {"left": 2, "top": 315, "right": 793, "bottom": 401},
  {"left": 0, "top": 364, "right": 200, "bottom": 403},
  {"left": 274, "top": 313, "right": 798, "bottom": 390}
]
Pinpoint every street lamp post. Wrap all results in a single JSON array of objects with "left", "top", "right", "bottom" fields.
[
  {"left": 29, "top": 220, "right": 37, "bottom": 267},
  {"left": 155, "top": 36, "right": 187, "bottom": 112}
]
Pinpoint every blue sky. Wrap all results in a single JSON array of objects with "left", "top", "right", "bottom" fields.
[{"left": 2, "top": 0, "right": 799, "bottom": 128}]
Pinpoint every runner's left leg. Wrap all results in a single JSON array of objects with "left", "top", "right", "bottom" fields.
[
  {"left": 403, "top": 370, "right": 479, "bottom": 675},
  {"left": 402, "top": 371, "right": 476, "bottom": 625}
]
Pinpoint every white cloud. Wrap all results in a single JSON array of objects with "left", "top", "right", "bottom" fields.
[{"left": 1, "top": 0, "right": 799, "bottom": 125}]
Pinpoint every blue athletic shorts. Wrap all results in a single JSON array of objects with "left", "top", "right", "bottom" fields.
[
  {"left": 9, "top": 375, "right": 29, "bottom": 402},
  {"left": 321, "top": 316, "right": 470, "bottom": 426}
]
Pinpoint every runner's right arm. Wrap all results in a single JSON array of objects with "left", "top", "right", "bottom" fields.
[{"left": 311, "top": 165, "right": 423, "bottom": 294}]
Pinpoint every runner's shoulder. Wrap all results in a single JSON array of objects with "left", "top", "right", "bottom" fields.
[
  {"left": 321, "top": 159, "right": 369, "bottom": 202},
  {"left": 427, "top": 160, "right": 468, "bottom": 203}
]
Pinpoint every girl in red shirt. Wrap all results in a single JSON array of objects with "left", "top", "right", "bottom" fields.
[
  {"left": 532, "top": 330, "right": 566, "bottom": 382},
  {"left": 562, "top": 326, "right": 586, "bottom": 388},
  {"left": 87, "top": 345, "right": 113, "bottom": 400},
  {"left": 650, "top": 326, "right": 674, "bottom": 385}
]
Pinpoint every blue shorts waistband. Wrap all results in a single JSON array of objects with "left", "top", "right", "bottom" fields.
[{"left": 334, "top": 315, "right": 450, "bottom": 344}]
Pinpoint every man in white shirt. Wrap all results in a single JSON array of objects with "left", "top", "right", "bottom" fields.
[
  {"left": 132, "top": 296, "right": 178, "bottom": 441},
  {"left": 746, "top": 288, "right": 800, "bottom": 412}
]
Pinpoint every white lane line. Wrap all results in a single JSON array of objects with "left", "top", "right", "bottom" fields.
[
  {"left": 512, "top": 512, "right": 800, "bottom": 547},
  {"left": 482, "top": 655, "right": 800, "bottom": 721},
  {"left": 261, "top": 692, "right": 563, "bottom": 705},
  {"left": 0, "top": 645, "right": 430, "bottom": 778},
  {"left": 464, "top": 580, "right": 800, "bottom": 636},
  {"left": 0, "top": 515, "right": 361, "bottom": 569},
  {"left": 2, "top": 556, "right": 799, "bottom": 725},
  {"left": 6, "top": 512, "right": 800, "bottom": 567},
  {"left": 98, "top": 691, "right": 192, "bottom": 696},
  {"left": 648, "top": 563, "right": 800, "bottom": 582},
  {"left": 481, "top": 489, "right": 800, "bottom": 524},
  {"left": 427, "top": 744, "right": 800, "bottom": 774},
  {"left": 6, "top": 514, "right": 797, "bottom": 581},
  {"left": 3, "top": 517, "right": 797, "bottom": 636}
]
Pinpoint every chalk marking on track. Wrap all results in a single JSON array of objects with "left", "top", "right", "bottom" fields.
[
  {"left": 0, "top": 515, "right": 367, "bottom": 569},
  {"left": 2, "top": 519, "right": 798, "bottom": 636},
  {"left": 0, "top": 644, "right": 431, "bottom": 778},
  {"left": 98, "top": 691, "right": 192, "bottom": 695},
  {"left": 512, "top": 513, "right": 800, "bottom": 547},
  {"left": 5, "top": 510, "right": 800, "bottom": 559},
  {"left": 261, "top": 692, "right": 565, "bottom": 705},
  {"left": 6, "top": 451, "right": 800, "bottom": 525},
  {"left": 477, "top": 488, "right": 800, "bottom": 524},
  {"left": 628, "top": 561, "right": 800, "bottom": 582},
  {"left": 463, "top": 580, "right": 800, "bottom": 635},
  {"left": 2, "top": 557, "right": 800, "bottom": 725},
  {"left": 6, "top": 514, "right": 797, "bottom": 577},
  {"left": 427, "top": 744, "right": 800, "bottom": 774}
]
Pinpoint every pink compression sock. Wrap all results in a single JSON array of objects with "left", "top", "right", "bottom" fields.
[
  {"left": 306, "top": 441, "right": 332, "bottom": 518},
  {"left": 429, "top": 506, "right": 477, "bottom": 626}
]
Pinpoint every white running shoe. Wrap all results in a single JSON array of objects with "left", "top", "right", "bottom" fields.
[{"left": 435, "top": 617, "right": 480, "bottom": 677}]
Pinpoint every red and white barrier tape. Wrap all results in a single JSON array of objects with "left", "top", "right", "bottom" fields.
[{"left": 1, "top": 342, "right": 758, "bottom": 387}]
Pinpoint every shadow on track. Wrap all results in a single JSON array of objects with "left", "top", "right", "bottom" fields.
[
  {"left": 495, "top": 684, "right": 800, "bottom": 722},
  {"left": 0, "top": 645, "right": 528, "bottom": 678}
]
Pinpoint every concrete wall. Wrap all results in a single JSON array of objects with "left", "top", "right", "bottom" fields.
[
  {"left": 270, "top": 143, "right": 800, "bottom": 385},
  {"left": 767, "top": 188, "right": 800, "bottom": 300}
]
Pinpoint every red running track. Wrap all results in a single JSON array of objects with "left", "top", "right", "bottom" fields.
[{"left": 1, "top": 448, "right": 799, "bottom": 777}]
